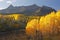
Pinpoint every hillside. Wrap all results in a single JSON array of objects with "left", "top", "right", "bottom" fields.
[{"left": 0, "top": 4, "right": 56, "bottom": 16}]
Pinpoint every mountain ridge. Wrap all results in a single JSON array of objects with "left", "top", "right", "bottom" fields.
[{"left": 0, "top": 4, "right": 56, "bottom": 16}]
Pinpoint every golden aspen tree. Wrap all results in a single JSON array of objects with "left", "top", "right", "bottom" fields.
[
  {"left": 56, "top": 10, "right": 60, "bottom": 33},
  {"left": 26, "top": 19, "right": 38, "bottom": 37}
]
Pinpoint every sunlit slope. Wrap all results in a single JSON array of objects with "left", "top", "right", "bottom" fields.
[{"left": 0, "top": 14, "right": 24, "bottom": 20}]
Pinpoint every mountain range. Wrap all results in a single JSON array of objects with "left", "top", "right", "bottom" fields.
[{"left": 0, "top": 4, "right": 56, "bottom": 16}]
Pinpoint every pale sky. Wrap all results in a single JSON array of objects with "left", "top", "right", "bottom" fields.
[{"left": 0, "top": 0, "right": 60, "bottom": 10}]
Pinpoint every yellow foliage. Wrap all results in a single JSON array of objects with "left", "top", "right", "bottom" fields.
[
  {"left": 26, "top": 10, "right": 60, "bottom": 36},
  {"left": 26, "top": 19, "right": 39, "bottom": 36},
  {"left": 11, "top": 14, "right": 19, "bottom": 20},
  {"left": 0, "top": 14, "right": 23, "bottom": 20}
]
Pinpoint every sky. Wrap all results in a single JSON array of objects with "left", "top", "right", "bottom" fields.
[{"left": 0, "top": 0, "right": 60, "bottom": 10}]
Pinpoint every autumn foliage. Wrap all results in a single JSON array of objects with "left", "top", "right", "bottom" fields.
[{"left": 26, "top": 10, "right": 60, "bottom": 36}]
